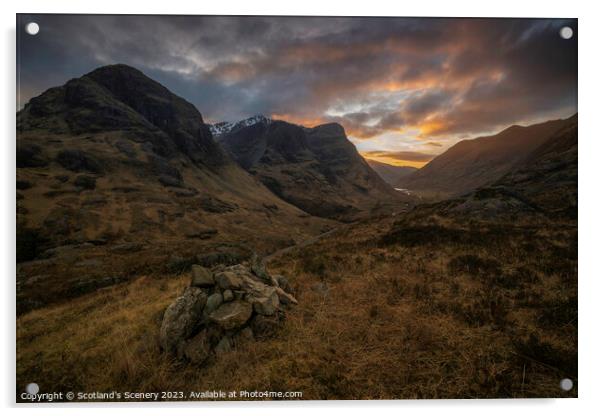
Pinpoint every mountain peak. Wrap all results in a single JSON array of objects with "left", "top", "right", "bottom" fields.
[
  {"left": 309, "top": 122, "right": 346, "bottom": 137},
  {"left": 209, "top": 114, "right": 272, "bottom": 137},
  {"left": 86, "top": 63, "right": 145, "bottom": 77}
]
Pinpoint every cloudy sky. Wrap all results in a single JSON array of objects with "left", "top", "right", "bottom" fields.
[{"left": 17, "top": 15, "right": 577, "bottom": 167}]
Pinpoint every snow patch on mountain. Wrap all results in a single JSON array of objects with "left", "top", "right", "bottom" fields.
[{"left": 209, "top": 115, "right": 272, "bottom": 137}]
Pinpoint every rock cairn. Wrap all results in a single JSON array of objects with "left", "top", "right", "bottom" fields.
[{"left": 159, "top": 256, "right": 297, "bottom": 364}]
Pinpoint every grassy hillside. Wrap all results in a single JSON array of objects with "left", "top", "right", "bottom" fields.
[{"left": 17, "top": 211, "right": 576, "bottom": 399}]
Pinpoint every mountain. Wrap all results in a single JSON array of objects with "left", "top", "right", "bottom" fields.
[
  {"left": 16, "top": 64, "right": 333, "bottom": 312},
  {"left": 398, "top": 116, "right": 577, "bottom": 198},
  {"left": 413, "top": 114, "right": 578, "bottom": 221},
  {"left": 365, "top": 159, "right": 417, "bottom": 186},
  {"left": 218, "top": 118, "right": 411, "bottom": 220}
]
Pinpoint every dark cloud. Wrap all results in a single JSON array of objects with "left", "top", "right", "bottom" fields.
[
  {"left": 17, "top": 15, "right": 577, "bottom": 145},
  {"left": 426, "top": 142, "right": 443, "bottom": 147}
]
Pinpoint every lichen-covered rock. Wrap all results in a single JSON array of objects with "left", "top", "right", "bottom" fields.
[
  {"left": 248, "top": 287, "right": 279, "bottom": 316},
  {"left": 214, "top": 335, "right": 233, "bottom": 355},
  {"left": 214, "top": 271, "right": 243, "bottom": 290},
  {"left": 205, "top": 292, "right": 223, "bottom": 315},
  {"left": 183, "top": 329, "right": 211, "bottom": 364},
  {"left": 191, "top": 264, "right": 214, "bottom": 287},
  {"left": 209, "top": 300, "right": 252, "bottom": 330},
  {"left": 236, "top": 327, "right": 254, "bottom": 344},
  {"left": 160, "top": 287, "right": 207, "bottom": 354},
  {"left": 275, "top": 286, "right": 298, "bottom": 305},
  {"left": 275, "top": 275, "right": 294, "bottom": 294},
  {"left": 223, "top": 289, "right": 234, "bottom": 302}
]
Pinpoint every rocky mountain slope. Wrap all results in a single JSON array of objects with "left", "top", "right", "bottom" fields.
[
  {"left": 16, "top": 64, "right": 333, "bottom": 312},
  {"left": 218, "top": 118, "right": 411, "bottom": 220},
  {"left": 398, "top": 115, "right": 577, "bottom": 198},
  {"left": 366, "top": 159, "right": 417, "bottom": 186},
  {"left": 209, "top": 115, "right": 272, "bottom": 137},
  {"left": 408, "top": 115, "right": 578, "bottom": 222}
]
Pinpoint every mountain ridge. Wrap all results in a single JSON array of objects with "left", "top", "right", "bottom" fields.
[
  {"left": 398, "top": 115, "right": 577, "bottom": 198},
  {"left": 218, "top": 118, "right": 411, "bottom": 220},
  {"left": 16, "top": 64, "right": 335, "bottom": 312}
]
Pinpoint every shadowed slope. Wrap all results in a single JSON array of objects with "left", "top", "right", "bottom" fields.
[{"left": 399, "top": 116, "right": 576, "bottom": 198}]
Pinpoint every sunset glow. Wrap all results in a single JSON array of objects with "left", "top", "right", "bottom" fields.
[{"left": 18, "top": 15, "right": 577, "bottom": 168}]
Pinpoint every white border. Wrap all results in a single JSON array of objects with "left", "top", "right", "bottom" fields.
[{"left": 2, "top": 1, "right": 601, "bottom": 415}]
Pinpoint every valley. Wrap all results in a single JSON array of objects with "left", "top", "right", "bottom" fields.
[{"left": 16, "top": 64, "right": 577, "bottom": 400}]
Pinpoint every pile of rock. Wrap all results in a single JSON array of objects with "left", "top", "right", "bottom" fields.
[{"left": 159, "top": 257, "right": 297, "bottom": 365}]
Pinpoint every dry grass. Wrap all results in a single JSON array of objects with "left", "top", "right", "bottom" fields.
[{"left": 16, "top": 215, "right": 577, "bottom": 400}]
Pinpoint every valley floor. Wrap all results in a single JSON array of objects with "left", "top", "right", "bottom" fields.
[{"left": 16, "top": 214, "right": 577, "bottom": 400}]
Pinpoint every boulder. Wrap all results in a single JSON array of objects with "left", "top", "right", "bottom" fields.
[
  {"left": 209, "top": 300, "right": 252, "bottom": 330},
  {"left": 214, "top": 271, "right": 243, "bottom": 290},
  {"left": 248, "top": 287, "right": 280, "bottom": 316},
  {"left": 160, "top": 287, "right": 207, "bottom": 354},
  {"left": 251, "top": 253, "right": 278, "bottom": 286},
  {"left": 191, "top": 265, "right": 214, "bottom": 287},
  {"left": 214, "top": 335, "right": 233, "bottom": 355},
  {"left": 275, "top": 275, "right": 293, "bottom": 294},
  {"left": 183, "top": 330, "right": 211, "bottom": 364},
  {"left": 223, "top": 289, "right": 234, "bottom": 302},
  {"left": 204, "top": 292, "right": 223, "bottom": 315},
  {"left": 236, "top": 327, "right": 254, "bottom": 344},
  {"left": 275, "top": 286, "right": 298, "bottom": 305}
]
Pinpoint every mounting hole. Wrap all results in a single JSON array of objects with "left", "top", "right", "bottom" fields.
[
  {"left": 559, "top": 26, "right": 573, "bottom": 40},
  {"left": 560, "top": 378, "right": 573, "bottom": 391},
  {"left": 25, "top": 382, "right": 39, "bottom": 395},
  {"left": 25, "top": 22, "right": 40, "bottom": 36}
]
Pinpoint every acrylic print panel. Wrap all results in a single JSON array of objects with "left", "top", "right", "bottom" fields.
[{"left": 16, "top": 14, "right": 577, "bottom": 402}]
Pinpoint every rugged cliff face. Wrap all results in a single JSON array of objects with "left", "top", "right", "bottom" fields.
[
  {"left": 16, "top": 64, "right": 334, "bottom": 312},
  {"left": 218, "top": 118, "right": 410, "bottom": 220}
]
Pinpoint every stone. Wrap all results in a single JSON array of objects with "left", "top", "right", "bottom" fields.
[
  {"left": 214, "top": 335, "right": 233, "bottom": 355},
  {"left": 237, "top": 327, "right": 254, "bottom": 342},
  {"left": 223, "top": 289, "right": 234, "bottom": 302},
  {"left": 250, "top": 253, "right": 279, "bottom": 286},
  {"left": 191, "top": 264, "right": 214, "bottom": 287},
  {"left": 209, "top": 300, "right": 252, "bottom": 330},
  {"left": 248, "top": 287, "right": 280, "bottom": 316},
  {"left": 159, "top": 287, "right": 207, "bottom": 354},
  {"left": 204, "top": 292, "right": 223, "bottom": 315},
  {"left": 275, "top": 275, "right": 293, "bottom": 294},
  {"left": 183, "top": 330, "right": 211, "bottom": 364},
  {"left": 214, "top": 271, "right": 243, "bottom": 290},
  {"left": 275, "top": 286, "right": 298, "bottom": 305}
]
